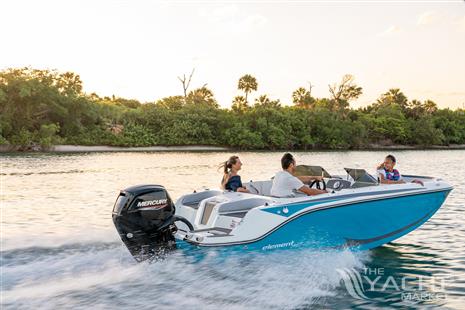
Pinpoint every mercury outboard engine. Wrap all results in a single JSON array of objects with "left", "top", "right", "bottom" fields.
[{"left": 112, "top": 184, "right": 193, "bottom": 261}]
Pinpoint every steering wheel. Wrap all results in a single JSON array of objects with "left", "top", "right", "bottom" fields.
[{"left": 309, "top": 179, "right": 326, "bottom": 191}]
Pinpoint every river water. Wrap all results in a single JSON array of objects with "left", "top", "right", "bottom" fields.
[{"left": 1, "top": 150, "right": 464, "bottom": 309}]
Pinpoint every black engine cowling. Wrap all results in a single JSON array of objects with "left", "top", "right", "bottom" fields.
[{"left": 112, "top": 184, "right": 192, "bottom": 261}]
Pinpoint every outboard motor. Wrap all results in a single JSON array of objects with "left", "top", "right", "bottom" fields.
[{"left": 112, "top": 184, "right": 193, "bottom": 261}]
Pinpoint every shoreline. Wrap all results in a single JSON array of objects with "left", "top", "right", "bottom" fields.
[
  {"left": 0, "top": 145, "right": 231, "bottom": 153},
  {"left": 1, "top": 144, "right": 465, "bottom": 153}
]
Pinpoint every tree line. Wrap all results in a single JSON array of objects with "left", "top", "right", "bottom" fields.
[{"left": 1, "top": 67, "right": 464, "bottom": 150}]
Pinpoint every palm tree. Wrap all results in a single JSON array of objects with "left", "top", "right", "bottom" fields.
[
  {"left": 237, "top": 74, "right": 258, "bottom": 104},
  {"left": 377, "top": 88, "right": 408, "bottom": 110},
  {"left": 292, "top": 87, "right": 315, "bottom": 109},
  {"left": 254, "top": 94, "right": 281, "bottom": 108},
  {"left": 423, "top": 100, "right": 438, "bottom": 114},
  {"left": 409, "top": 99, "right": 424, "bottom": 119},
  {"left": 231, "top": 95, "right": 248, "bottom": 113},
  {"left": 187, "top": 86, "right": 217, "bottom": 107}
]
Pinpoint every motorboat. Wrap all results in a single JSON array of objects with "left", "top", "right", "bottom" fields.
[{"left": 112, "top": 166, "right": 452, "bottom": 261}]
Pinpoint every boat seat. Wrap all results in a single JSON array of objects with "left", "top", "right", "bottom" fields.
[
  {"left": 217, "top": 197, "right": 271, "bottom": 214},
  {"left": 183, "top": 201, "right": 202, "bottom": 209},
  {"left": 245, "top": 180, "right": 273, "bottom": 196},
  {"left": 181, "top": 190, "right": 222, "bottom": 209}
]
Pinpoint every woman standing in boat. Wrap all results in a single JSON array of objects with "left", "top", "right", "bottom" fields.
[{"left": 220, "top": 156, "right": 249, "bottom": 192}]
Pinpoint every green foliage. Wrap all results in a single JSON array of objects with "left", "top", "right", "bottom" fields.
[
  {"left": 431, "top": 109, "right": 465, "bottom": 144},
  {"left": 38, "top": 123, "right": 61, "bottom": 147},
  {"left": 155, "top": 96, "right": 184, "bottom": 110},
  {"left": 9, "top": 128, "right": 34, "bottom": 147},
  {"left": 1, "top": 67, "right": 464, "bottom": 151},
  {"left": 0, "top": 135, "right": 9, "bottom": 145},
  {"left": 113, "top": 97, "right": 142, "bottom": 109},
  {"left": 224, "top": 123, "right": 264, "bottom": 149},
  {"left": 292, "top": 87, "right": 315, "bottom": 109},
  {"left": 186, "top": 86, "right": 218, "bottom": 107},
  {"left": 231, "top": 96, "right": 248, "bottom": 113},
  {"left": 374, "top": 88, "right": 409, "bottom": 114},
  {"left": 254, "top": 95, "right": 281, "bottom": 108},
  {"left": 408, "top": 117, "right": 444, "bottom": 146},
  {"left": 111, "top": 124, "right": 154, "bottom": 147}
]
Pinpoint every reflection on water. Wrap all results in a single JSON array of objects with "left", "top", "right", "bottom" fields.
[{"left": 1, "top": 150, "right": 464, "bottom": 309}]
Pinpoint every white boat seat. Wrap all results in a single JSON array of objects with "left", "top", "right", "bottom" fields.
[
  {"left": 181, "top": 190, "right": 222, "bottom": 209},
  {"left": 245, "top": 180, "right": 273, "bottom": 196},
  {"left": 217, "top": 197, "right": 271, "bottom": 214}
]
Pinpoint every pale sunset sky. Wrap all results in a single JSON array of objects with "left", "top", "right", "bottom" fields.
[{"left": 1, "top": 0, "right": 464, "bottom": 109}]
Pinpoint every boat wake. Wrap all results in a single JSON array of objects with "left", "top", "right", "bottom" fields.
[{"left": 2, "top": 238, "right": 370, "bottom": 309}]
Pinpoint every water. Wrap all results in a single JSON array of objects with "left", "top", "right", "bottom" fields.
[{"left": 1, "top": 150, "right": 464, "bottom": 309}]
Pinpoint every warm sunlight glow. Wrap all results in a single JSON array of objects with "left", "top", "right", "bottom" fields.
[{"left": 1, "top": 0, "right": 464, "bottom": 108}]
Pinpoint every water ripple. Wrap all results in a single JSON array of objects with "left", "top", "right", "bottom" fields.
[{"left": 1, "top": 150, "right": 464, "bottom": 309}]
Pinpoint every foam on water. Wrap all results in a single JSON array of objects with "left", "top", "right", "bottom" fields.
[
  {"left": 2, "top": 150, "right": 464, "bottom": 309},
  {"left": 2, "top": 239, "right": 370, "bottom": 309},
  {"left": 1, "top": 227, "right": 120, "bottom": 252}
]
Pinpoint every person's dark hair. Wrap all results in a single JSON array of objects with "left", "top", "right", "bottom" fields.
[
  {"left": 221, "top": 155, "right": 239, "bottom": 174},
  {"left": 386, "top": 154, "right": 396, "bottom": 163},
  {"left": 281, "top": 153, "right": 295, "bottom": 170}
]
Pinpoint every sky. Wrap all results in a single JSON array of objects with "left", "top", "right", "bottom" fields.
[{"left": 1, "top": 0, "right": 464, "bottom": 109}]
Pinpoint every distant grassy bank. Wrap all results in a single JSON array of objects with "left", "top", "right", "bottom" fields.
[{"left": 1, "top": 68, "right": 465, "bottom": 152}]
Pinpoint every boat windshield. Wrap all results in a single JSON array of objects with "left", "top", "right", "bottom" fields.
[
  {"left": 294, "top": 165, "right": 332, "bottom": 178},
  {"left": 344, "top": 168, "right": 378, "bottom": 188}
]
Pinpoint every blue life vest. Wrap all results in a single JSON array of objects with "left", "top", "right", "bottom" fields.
[{"left": 384, "top": 168, "right": 401, "bottom": 181}]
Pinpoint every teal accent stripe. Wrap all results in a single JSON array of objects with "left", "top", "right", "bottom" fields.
[
  {"left": 262, "top": 188, "right": 423, "bottom": 217},
  {"left": 262, "top": 198, "right": 342, "bottom": 217}
]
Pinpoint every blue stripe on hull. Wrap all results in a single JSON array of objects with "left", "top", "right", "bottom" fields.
[{"left": 177, "top": 190, "right": 451, "bottom": 253}]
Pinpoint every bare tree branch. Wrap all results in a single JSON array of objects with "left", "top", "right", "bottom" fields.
[
  {"left": 177, "top": 68, "right": 195, "bottom": 101},
  {"left": 307, "top": 81, "right": 314, "bottom": 97}
]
